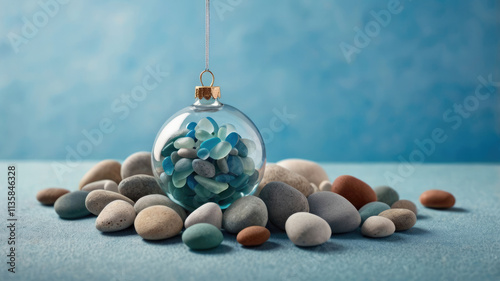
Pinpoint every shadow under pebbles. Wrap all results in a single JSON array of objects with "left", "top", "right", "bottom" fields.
[
  {"left": 396, "top": 227, "right": 431, "bottom": 236},
  {"left": 443, "top": 207, "right": 469, "bottom": 213},
  {"left": 241, "top": 241, "right": 282, "bottom": 251},
  {"left": 142, "top": 234, "right": 183, "bottom": 246},
  {"left": 189, "top": 244, "right": 233, "bottom": 255},
  {"left": 417, "top": 214, "right": 430, "bottom": 220},
  {"left": 297, "top": 241, "right": 346, "bottom": 253},
  {"left": 101, "top": 227, "right": 138, "bottom": 237}
]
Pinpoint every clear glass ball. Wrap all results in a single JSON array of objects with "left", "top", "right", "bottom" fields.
[{"left": 151, "top": 98, "right": 266, "bottom": 211}]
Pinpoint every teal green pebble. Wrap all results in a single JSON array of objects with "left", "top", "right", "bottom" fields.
[
  {"left": 235, "top": 140, "right": 248, "bottom": 157},
  {"left": 210, "top": 141, "right": 232, "bottom": 160},
  {"left": 54, "top": 191, "right": 90, "bottom": 219},
  {"left": 196, "top": 148, "right": 210, "bottom": 160},
  {"left": 358, "top": 201, "right": 391, "bottom": 225},
  {"left": 200, "top": 137, "right": 221, "bottom": 151},
  {"left": 195, "top": 175, "right": 229, "bottom": 194},
  {"left": 227, "top": 155, "right": 243, "bottom": 176},
  {"left": 186, "top": 121, "right": 197, "bottom": 130},
  {"left": 241, "top": 157, "right": 255, "bottom": 175},
  {"left": 195, "top": 118, "right": 215, "bottom": 133},
  {"left": 195, "top": 129, "right": 213, "bottom": 141},
  {"left": 174, "top": 137, "right": 195, "bottom": 149},
  {"left": 374, "top": 186, "right": 400, "bottom": 206},
  {"left": 225, "top": 132, "right": 240, "bottom": 147},
  {"left": 162, "top": 156, "right": 174, "bottom": 175},
  {"left": 206, "top": 117, "right": 219, "bottom": 133},
  {"left": 182, "top": 223, "right": 224, "bottom": 250}
]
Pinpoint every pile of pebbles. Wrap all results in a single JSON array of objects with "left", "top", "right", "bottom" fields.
[{"left": 37, "top": 155, "right": 456, "bottom": 250}]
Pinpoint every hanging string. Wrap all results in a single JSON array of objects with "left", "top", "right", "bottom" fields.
[{"left": 205, "top": 0, "right": 210, "bottom": 71}]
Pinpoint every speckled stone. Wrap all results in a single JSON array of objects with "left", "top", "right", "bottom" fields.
[
  {"left": 331, "top": 175, "right": 377, "bottom": 209},
  {"left": 379, "top": 208, "right": 417, "bottom": 231},
  {"left": 259, "top": 181, "right": 309, "bottom": 230},
  {"left": 420, "top": 189, "right": 456, "bottom": 209},
  {"left": 308, "top": 191, "right": 361, "bottom": 234},
  {"left": 121, "top": 151, "right": 154, "bottom": 179},
  {"left": 361, "top": 216, "right": 395, "bottom": 238},
  {"left": 237, "top": 226, "right": 271, "bottom": 247},
  {"left": 359, "top": 201, "right": 391, "bottom": 225},
  {"left": 192, "top": 159, "right": 216, "bottom": 178},
  {"left": 285, "top": 212, "right": 331, "bottom": 247},
  {"left": 134, "top": 206, "right": 183, "bottom": 240},
  {"left": 81, "top": 180, "right": 119, "bottom": 193},
  {"left": 374, "top": 186, "right": 400, "bottom": 206},
  {"left": 96, "top": 200, "right": 136, "bottom": 232},
  {"left": 118, "top": 175, "right": 164, "bottom": 202},
  {"left": 182, "top": 223, "right": 224, "bottom": 250},
  {"left": 134, "top": 194, "right": 186, "bottom": 221},
  {"left": 36, "top": 188, "right": 70, "bottom": 205},
  {"left": 184, "top": 202, "right": 222, "bottom": 229},
  {"left": 391, "top": 199, "right": 418, "bottom": 215},
  {"left": 277, "top": 158, "right": 330, "bottom": 186},
  {"left": 222, "top": 196, "right": 268, "bottom": 234},
  {"left": 54, "top": 191, "right": 90, "bottom": 219},
  {"left": 257, "top": 164, "right": 313, "bottom": 197},
  {"left": 79, "top": 160, "right": 122, "bottom": 189},
  {"left": 85, "top": 190, "right": 134, "bottom": 216}
]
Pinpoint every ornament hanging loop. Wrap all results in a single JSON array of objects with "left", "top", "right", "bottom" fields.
[
  {"left": 200, "top": 69, "right": 215, "bottom": 87},
  {"left": 195, "top": 70, "right": 220, "bottom": 100}
]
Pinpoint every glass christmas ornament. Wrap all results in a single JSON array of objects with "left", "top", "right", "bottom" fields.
[{"left": 151, "top": 70, "right": 266, "bottom": 211}]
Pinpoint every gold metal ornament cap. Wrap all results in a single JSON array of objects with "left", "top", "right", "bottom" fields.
[{"left": 195, "top": 70, "right": 221, "bottom": 100}]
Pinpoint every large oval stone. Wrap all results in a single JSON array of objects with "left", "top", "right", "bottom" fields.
[
  {"left": 54, "top": 191, "right": 90, "bottom": 219},
  {"left": 134, "top": 194, "right": 186, "bottom": 221},
  {"left": 121, "top": 151, "right": 154, "bottom": 179},
  {"left": 118, "top": 175, "right": 164, "bottom": 202},
  {"left": 185, "top": 202, "right": 222, "bottom": 229},
  {"left": 95, "top": 200, "right": 136, "bottom": 232},
  {"left": 391, "top": 199, "right": 418, "bottom": 215},
  {"left": 285, "top": 212, "right": 331, "bottom": 247},
  {"left": 277, "top": 159, "right": 330, "bottom": 187},
  {"left": 182, "top": 223, "right": 224, "bottom": 250},
  {"left": 257, "top": 164, "right": 313, "bottom": 197},
  {"left": 374, "top": 185, "right": 399, "bottom": 206},
  {"left": 379, "top": 208, "right": 417, "bottom": 231},
  {"left": 79, "top": 160, "right": 122, "bottom": 189},
  {"left": 222, "top": 196, "right": 268, "bottom": 234},
  {"left": 259, "top": 181, "right": 309, "bottom": 230},
  {"left": 331, "top": 175, "right": 377, "bottom": 209},
  {"left": 134, "top": 206, "right": 183, "bottom": 240},
  {"left": 420, "top": 189, "right": 455, "bottom": 209},
  {"left": 361, "top": 216, "right": 395, "bottom": 238},
  {"left": 236, "top": 226, "right": 271, "bottom": 247},
  {"left": 85, "top": 190, "right": 134, "bottom": 216},
  {"left": 36, "top": 188, "right": 70, "bottom": 205},
  {"left": 308, "top": 191, "right": 361, "bottom": 233}
]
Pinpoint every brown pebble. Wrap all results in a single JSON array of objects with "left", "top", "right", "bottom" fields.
[
  {"left": 36, "top": 188, "right": 70, "bottom": 205},
  {"left": 330, "top": 175, "right": 377, "bottom": 209},
  {"left": 379, "top": 208, "right": 417, "bottom": 231},
  {"left": 79, "top": 160, "right": 122, "bottom": 189},
  {"left": 391, "top": 199, "right": 418, "bottom": 215},
  {"left": 237, "top": 226, "right": 271, "bottom": 246},
  {"left": 420, "top": 189, "right": 455, "bottom": 209}
]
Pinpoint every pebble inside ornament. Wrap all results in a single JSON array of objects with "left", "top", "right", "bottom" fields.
[{"left": 151, "top": 4, "right": 265, "bottom": 210}]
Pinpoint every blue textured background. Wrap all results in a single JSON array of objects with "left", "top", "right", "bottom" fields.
[{"left": 1, "top": 0, "right": 499, "bottom": 162}]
